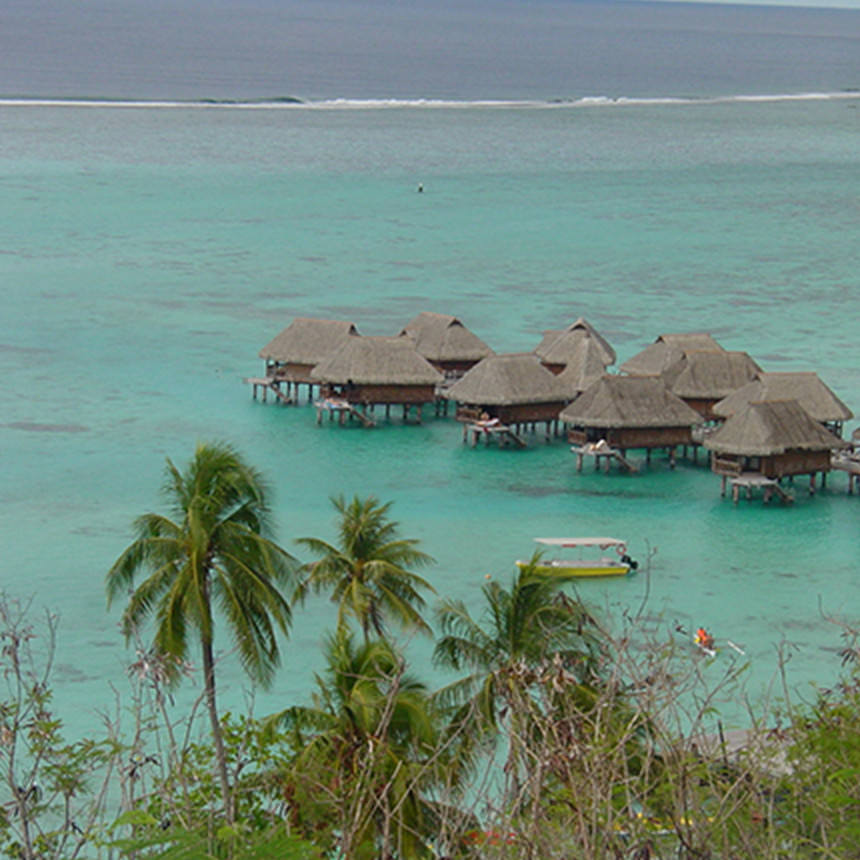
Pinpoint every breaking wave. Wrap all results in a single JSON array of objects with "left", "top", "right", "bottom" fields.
[{"left": 0, "top": 91, "right": 857, "bottom": 110}]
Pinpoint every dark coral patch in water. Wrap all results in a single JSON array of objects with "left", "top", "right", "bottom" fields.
[{"left": 4, "top": 422, "right": 89, "bottom": 433}]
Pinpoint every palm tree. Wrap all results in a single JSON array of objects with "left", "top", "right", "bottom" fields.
[
  {"left": 267, "top": 631, "right": 443, "bottom": 859},
  {"left": 106, "top": 441, "right": 296, "bottom": 825},
  {"left": 433, "top": 559, "right": 602, "bottom": 804},
  {"left": 295, "top": 495, "right": 435, "bottom": 643}
]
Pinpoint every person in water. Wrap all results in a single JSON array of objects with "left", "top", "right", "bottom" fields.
[{"left": 695, "top": 627, "right": 715, "bottom": 650}]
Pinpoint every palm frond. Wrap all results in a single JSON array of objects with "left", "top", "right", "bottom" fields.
[{"left": 118, "top": 561, "right": 180, "bottom": 637}]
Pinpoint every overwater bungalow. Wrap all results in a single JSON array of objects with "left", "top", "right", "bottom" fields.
[
  {"left": 554, "top": 339, "right": 608, "bottom": 399},
  {"left": 661, "top": 350, "right": 762, "bottom": 420},
  {"left": 713, "top": 371, "right": 853, "bottom": 437},
  {"left": 704, "top": 399, "right": 850, "bottom": 498},
  {"left": 539, "top": 328, "right": 615, "bottom": 380},
  {"left": 446, "top": 352, "right": 570, "bottom": 442},
  {"left": 560, "top": 375, "right": 703, "bottom": 468},
  {"left": 398, "top": 311, "right": 493, "bottom": 378},
  {"left": 619, "top": 332, "right": 724, "bottom": 376},
  {"left": 257, "top": 317, "right": 359, "bottom": 402},
  {"left": 535, "top": 317, "right": 616, "bottom": 367},
  {"left": 311, "top": 335, "right": 443, "bottom": 424}
]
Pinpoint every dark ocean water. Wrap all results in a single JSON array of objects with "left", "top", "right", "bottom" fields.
[{"left": 0, "top": 0, "right": 858, "bottom": 101}]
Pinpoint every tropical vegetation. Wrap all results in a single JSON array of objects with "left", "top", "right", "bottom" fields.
[
  {"left": 1, "top": 441, "right": 858, "bottom": 860},
  {"left": 295, "top": 494, "right": 435, "bottom": 642},
  {"left": 105, "top": 441, "right": 297, "bottom": 825}
]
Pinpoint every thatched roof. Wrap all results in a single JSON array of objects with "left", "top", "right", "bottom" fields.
[
  {"left": 535, "top": 318, "right": 616, "bottom": 365},
  {"left": 705, "top": 400, "right": 850, "bottom": 456},
  {"left": 399, "top": 311, "right": 493, "bottom": 363},
  {"left": 560, "top": 375, "right": 703, "bottom": 428},
  {"left": 619, "top": 332, "right": 724, "bottom": 376},
  {"left": 662, "top": 350, "right": 762, "bottom": 400},
  {"left": 311, "top": 336, "right": 443, "bottom": 385},
  {"left": 259, "top": 317, "right": 358, "bottom": 364},
  {"left": 446, "top": 353, "right": 570, "bottom": 406},
  {"left": 554, "top": 339, "right": 609, "bottom": 398},
  {"left": 713, "top": 372, "right": 853, "bottom": 423}
]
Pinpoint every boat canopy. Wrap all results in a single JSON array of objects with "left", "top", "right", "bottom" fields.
[{"left": 534, "top": 537, "right": 626, "bottom": 549}]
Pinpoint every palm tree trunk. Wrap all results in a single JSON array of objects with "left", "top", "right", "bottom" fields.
[{"left": 201, "top": 636, "right": 234, "bottom": 826}]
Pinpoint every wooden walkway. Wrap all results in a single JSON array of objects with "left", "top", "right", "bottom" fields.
[
  {"left": 315, "top": 399, "right": 376, "bottom": 428},
  {"left": 244, "top": 377, "right": 294, "bottom": 405},
  {"left": 571, "top": 443, "right": 638, "bottom": 473},
  {"left": 464, "top": 420, "right": 526, "bottom": 448},
  {"left": 729, "top": 473, "right": 793, "bottom": 504},
  {"left": 831, "top": 452, "right": 860, "bottom": 494}
]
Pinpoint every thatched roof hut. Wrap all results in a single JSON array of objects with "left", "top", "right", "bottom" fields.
[
  {"left": 259, "top": 317, "right": 359, "bottom": 382},
  {"left": 554, "top": 339, "right": 609, "bottom": 398},
  {"left": 619, "top": 332, "right": 724, "bottom": 376},
  {"left": 560, "top": 375, "right": 703, "bottom": 453},
  {"left": 535, "top": 318, "right": 616, "bottom": 366},
  {"left": 311, "top": 336, "right": 443, "bottom": 406},
  {"left": 713, "top": 372, "right": 853, "bottom": 434},
  {"left": 540, "top": 329, "right": 615, "bottom": 378},
  {"left": 446, "top": 353, "right": 570, "bottom": 427},
  {"left": 661, "top": 350, "right": 762, "bottom": 420},
  {"left": 399, "top": 311, "right": 493, "bottom": 376},
  {"left": 705, "top": 399, "right": 849, "bottom": 480}
]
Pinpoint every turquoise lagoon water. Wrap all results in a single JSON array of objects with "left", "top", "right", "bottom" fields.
[{"left": 1, "top": 96, "right": 859, "bottom": 738}]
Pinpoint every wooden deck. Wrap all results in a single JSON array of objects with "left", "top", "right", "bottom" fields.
[
  {"left": 244, "top": 377, "right": 294, "bottom": 404},
  {"left": 315, "top": 398, "right": 376, "bottom": 428},
  {"left": 729, "top": 473, "right": 793, "bottom": 504},
  {"left": 831, "top": 451, "right": 860, "bottom": 494},
  {"left": 463, "top": 420, "right": 526, "bottom": 448},
  {"left": 571, "top": 443, "right": 638, "bottom": 473}
]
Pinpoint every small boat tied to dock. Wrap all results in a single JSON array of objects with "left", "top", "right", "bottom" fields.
[{"left": 517, "top": 537, "right": 638, "bottom": 578}]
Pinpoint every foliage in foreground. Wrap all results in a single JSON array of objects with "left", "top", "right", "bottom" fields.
[
  {"left": 4, "top": 442, "right": 860, "bottom": 859},
  {"left": 4, "top": 584, "right": 860, "bottom": 860}
]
